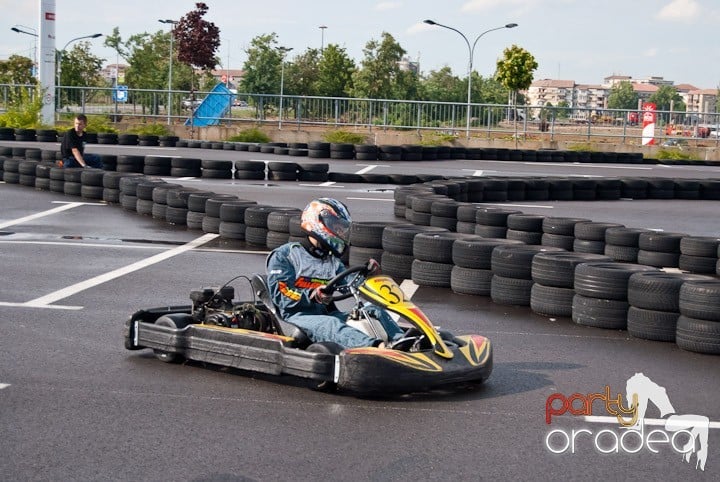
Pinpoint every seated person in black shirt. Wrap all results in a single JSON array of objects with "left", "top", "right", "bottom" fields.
[{"left": 60, "top": 114, "right": 102, "bottom": 168}]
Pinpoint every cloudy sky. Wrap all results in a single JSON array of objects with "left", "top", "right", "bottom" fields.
[{"left": 1, "top": 0, "right": 718, "bottom": 89}]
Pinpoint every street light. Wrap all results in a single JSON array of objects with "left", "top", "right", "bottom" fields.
[
  {"left": 424, "top": 19, "right": 517, "bottom": 138},
  {"left": 277, "top": 46, "right": 293, "bottom": 130},
  {"left": 11, "top": 25, "right": 38, "bottom": 78},
  {"left": 319, "top": 25, "right": 327, "bottom": 53},
  {"left": 159, "top": 19, "right": 177, "bottom": 125},
  {"left": 56, "top": 33, "right": 103, "bottom": 88}
]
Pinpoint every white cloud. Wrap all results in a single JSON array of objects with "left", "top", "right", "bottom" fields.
[
  {"left": 375, "top": 1, "right": 402, "bottom": 11},
  {"left": 656, "top": 0, "right": 700, "bottom": 22},
  {"left": 406, "top": 22, "right": 435, "bottom": 35},
  {"left": 644, "top": 48, "right": 658, "bottom": 57}
]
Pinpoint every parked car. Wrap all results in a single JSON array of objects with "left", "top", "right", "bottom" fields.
[{"left": 182, "top": 98, "right": 202, "bottom": 109}]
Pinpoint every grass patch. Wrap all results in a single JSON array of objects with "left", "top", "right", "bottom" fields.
[
  {"left": 228, "top": 127, "right": 270, "bottom": 143},
  {"left": 323, "top": 130, "right": 367, "bottom": 144}
]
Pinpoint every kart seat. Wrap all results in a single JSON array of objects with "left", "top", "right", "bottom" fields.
[{"left": 250, "top": 274, "right": 312, "bottom": 349}]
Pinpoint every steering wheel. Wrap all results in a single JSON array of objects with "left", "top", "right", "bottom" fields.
[{"left": 318, "top": 264, "right": 370, "bottom": 303}]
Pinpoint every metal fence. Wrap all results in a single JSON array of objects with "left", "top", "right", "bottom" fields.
[{"left": 2, "top": 83, "right": 719, "bottom": 146}]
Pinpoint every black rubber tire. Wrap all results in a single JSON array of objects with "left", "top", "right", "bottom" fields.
[
  {"left": 638, "top": 232, "right": 686, "bottom": 253},
  {"left": 201, "top": 216, "right": 221, "bottom": 234},
  {"left": 165, "top": 206, "right": 188, "bottom": 225},
  {"left": 490, "top": 275, "right": 533, "bottom": 306},
  {"left": 380, "top": 251, "right": 415, "bottom": 281},
  {"left": 605, "top": 227, "right": 652, "bottom": 246},
  {"left": 381, "top": 224, "right": 448, "bottom": 255},
  {"left": 680, "top": 236, "right": 720, "bottom": 257},
  {"left": 678, "top": 280, "right": 720, "bottom": 321},
  {"left": 266, "top": 230, "right": 290, "bottom": 249},
  {"left": 80, "top": 185, "right": 104, "bottom": 200},
  {"left": 574, "top": 262, "right": 659, "bottom": 300},
  {"left": 572, "top": 239, "right": 606, "bottom": 254},
  {"left": 349, "top": 221, "right": 395, "bottom": 248},
  {"left": 203, "top": 196, "right": 240, "bottom": 218},
  {"left": 219, "top": 202, "right": 258, "bottom": 223},
  {"left": 675, "top": 315, "right": 720, "bottom": 355},
  {"left": 474, "top": 225, "right": 508, "bottom": 238},
  {"left": 103, "top": 188, "right": 120, "bottom": 204},
  {"left": 451, "top": 266, "right": 493, "bottom": 296},
  {"left": 64, "top": 181, "right": 82, "bottom": 197},
  {"left": 244, "top": 205, "right": 277, "bottom": 227},
  {"left": 413, "top": 232, "right": 476, "bottom": 264},
  {"left": 506, "top": 229, "right": 543, "bottom": 245},
  {"left": 219, "top": 221, "right": 247, "bottom": 240},
  {"left": 530, "top": 284, "right": 575, "bottom": 317},
  {"left": 245, "top": 226, "right": 269, "bottom": 246},
  {"left": 531, "top": 252, "right": 611, "bottom": 288},
  {"left": 604, "top": 244, "right": 640, "bottom": 262},
  {"left": 627, "top": 271, "right": 712, "bottom": 311},
  {"left": 187, "top": 192, "right": 217, "bottom": 213},
  {"left": 506, "top": 213, "right": 545, "bottom": 232},
  {"left": 636, "top": 249, "right": 680, "bottom": 268},
  {"left": 234, "top": 170, "right": 266, "bottom": 180},
  {"left": 186, "top": 211, "right": 205, "bottom": 230},
  {"left": 574, "top": 222, "right": 625, "bottom": 241},
  {"left": 153, "top": 314, "right": 193, "bottom": 362},
  {"left": 678, "top": 254, "right": 718, "bottom": 274},
  {"left": 411, "top": 259, "right": 453, "bottom": 288},
  {"left": 266, "top": 209, "right": 303, "bottom": 233},
  {"left": 627, "top": 306, "right": 678, "bottom": 342},
  {"left": 348, "top": 246, "right": 384, "bottom": 267},
  {"left": 572, "top": 294, "right": 629, "bottom": 330},
  {"left": 491, "top": 245, "right": 565, "bottom": 280}
]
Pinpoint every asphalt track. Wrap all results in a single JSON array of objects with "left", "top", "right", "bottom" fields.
[{"left": 1, "top": 141, "right": 719, "bottom": 481}]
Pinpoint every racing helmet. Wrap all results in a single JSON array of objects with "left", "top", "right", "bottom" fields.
[{"left": 300, "top": 198, "right": 352, "bottom": 257}]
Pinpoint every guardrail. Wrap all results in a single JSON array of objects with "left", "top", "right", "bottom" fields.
[{"left": 2, "top": 83, "right": 719, "bottom": 146}]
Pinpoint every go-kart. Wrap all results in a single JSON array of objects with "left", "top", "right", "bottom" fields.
[{"left": 124, "top": 264, "right": 493, "bottom": 395}]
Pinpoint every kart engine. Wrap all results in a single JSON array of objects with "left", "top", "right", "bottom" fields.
[{"left": 190, "top": 286, "right": 272, "bottom": 332}]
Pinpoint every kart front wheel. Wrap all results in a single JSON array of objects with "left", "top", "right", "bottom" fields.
[{"left": 153, "top": 314, "right": 192, "bottom": 363}]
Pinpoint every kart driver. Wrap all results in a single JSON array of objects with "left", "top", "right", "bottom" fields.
[{"left": 266, "top": 197, "right": 404, "bottom": 348}]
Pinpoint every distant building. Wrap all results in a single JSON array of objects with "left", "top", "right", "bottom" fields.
[
  {"left": 686, "top": 89, "right": 718, "bottom": 121},
  {"left": 210, "top": 69, "right": 244, "bottom": 88},
  {"left": 398, "top": 56, "right": 419, "bottom": 74},
  {"left": 100, "top": 63, "right": 128, "bottom": 84}
]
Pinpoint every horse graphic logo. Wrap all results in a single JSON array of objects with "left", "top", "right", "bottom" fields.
[{"left": 626, "top": 373, "right": 709, "bottom": 471}]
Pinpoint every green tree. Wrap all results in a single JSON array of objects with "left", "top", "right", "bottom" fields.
[
  {"left": 421, "top": 66, "right": 463, "bottom": 102},
  {"left": 495, "top": 44, "right": 538, "bottom": 105},
  {"left": 57, "top": 42, "right": 105, "bottom": 106},
  {"left": 607, "top": 81, "right": 639, "bottom": 110},
  {"left": 284, "top": 48, "right": 320, "bottom": 96},
  {"left": 0, "top": 55, "right": 36, "bottom": 85},
  {"left": 315, "top": 44, "right": 355, "bottom": 97},
  {"left": 350, "top": 32, "right": 407, "bottom": 99},
  {"left": 240, "top": 33, "right": 282, "bottom": 96},
  {"left": 495, "top": 44, "right": 537, "bottom": 139},
  {"left": 648, "top": 85, "right": 685, "bottom": 112}
]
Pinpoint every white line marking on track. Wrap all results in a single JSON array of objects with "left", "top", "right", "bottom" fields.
[
  {"left": 0, "top": 383, "right": 10, "bottom": 390},
  {"left": 355, "top": 165, "right": 378, "bottom": 174},
  {"left": 582, "top": 415, "right": 720, "bottom": 429},
  {"left": 483, "top": 203, "right": 554, "bottom": 209},
  {"left": 522, "top": 162, "right": 652, "bottom": 170},
  {"left": 22, "top": 233, "right": 219, "bottom": 308},
  {"left": 0, "top": 202, "right": 104, "bottom": 230},
  {"left": 346, "top": 197, "right": 394, "bottom": 202},
  {"left": 399, "top": 279, "right": 418, "bottom": 299}
]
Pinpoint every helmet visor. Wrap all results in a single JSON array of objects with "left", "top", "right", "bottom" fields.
[{"left": 319, "top": 209, "right": 350, "bottom": 241}]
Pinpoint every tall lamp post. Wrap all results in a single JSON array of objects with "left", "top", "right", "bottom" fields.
[
  {"left": 10, "top": 25, "right": 38, "bottom": 78},
  {"left": 277, "top": 46, "right": 293, "bottom": 130},
  {"left": 423, "top": 19, "right": 517, "bottom": 138},
  {"left": 159, "top": 19, "right": 177, "bottom": 125},
  {"left": 319, "top": 25, "right": 327, "bottom": 53}
]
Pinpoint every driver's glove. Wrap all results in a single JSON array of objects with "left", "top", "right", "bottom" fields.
[
  {"left": 311, "top": 286, "right": 331, "bottom": 305},
  {"left": 366, "top": 258, "right": 380, "bottom": 275}
]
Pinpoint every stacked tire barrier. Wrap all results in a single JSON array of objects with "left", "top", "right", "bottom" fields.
[
  {"left": 490, "top": 245, "right": 565, "bottom": 306},
  {"left": 2, "top": 144, "right": 720, "bottom": 355},
  {"left": 677, "top": 280, "right": 720, "bottom": 354}
]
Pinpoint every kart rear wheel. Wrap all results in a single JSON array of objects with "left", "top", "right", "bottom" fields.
[{"left": 153, "top": 314, "right": 192, "bottom": 363}]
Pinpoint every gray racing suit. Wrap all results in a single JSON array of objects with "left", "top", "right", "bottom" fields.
[{"left": 266, "top": 242, "right": 403, "bottom": 348}]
